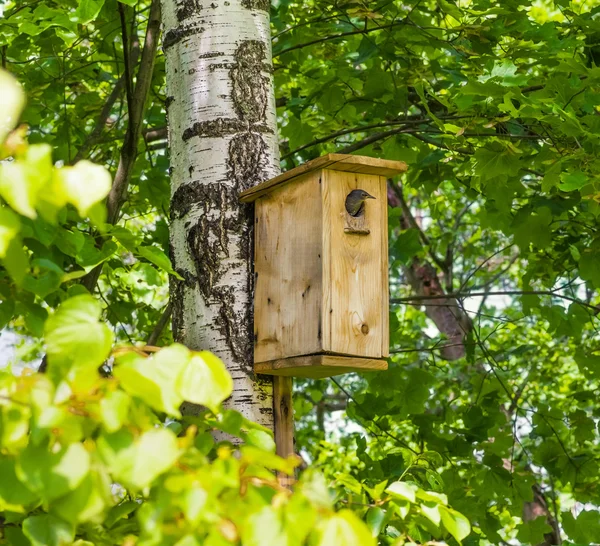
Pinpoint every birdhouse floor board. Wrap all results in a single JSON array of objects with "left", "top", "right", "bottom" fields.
[{"left": 254, "top": 354, "right": 388, "bottom": 378}]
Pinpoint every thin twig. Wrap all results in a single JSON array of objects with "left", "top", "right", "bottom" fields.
[
  {"left": 146, "top": 302, "right": 172, "bottom": 346},
  {"left": 73, "top": 43, "right": 141, "bottom": 163},
  {"left": 273, "top": 20, "right": 407, "bottom": 58},
  {"left": 118, "top": 3, "right": 134, "bottom": 118},
  {"left": 391, "top": 290, "right": 600, "bottom": 313}
]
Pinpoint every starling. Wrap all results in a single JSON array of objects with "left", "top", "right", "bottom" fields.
[{"left": 345, "top": 189, "right": 375, "bottom": 217}]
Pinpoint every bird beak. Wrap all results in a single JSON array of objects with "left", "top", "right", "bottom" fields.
[{"left": 365, "top": 193, "right": 376, "bottom": 200}]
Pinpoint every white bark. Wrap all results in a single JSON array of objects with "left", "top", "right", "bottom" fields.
[{"left": 162, "top": 0, "right": 279, "bottom": 428}]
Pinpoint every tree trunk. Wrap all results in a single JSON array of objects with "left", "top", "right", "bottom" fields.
[{"left": 162, "top": 0, "right": 279, "bottom": 429}]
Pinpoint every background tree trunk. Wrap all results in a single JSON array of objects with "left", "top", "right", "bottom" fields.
[{"left": 162, "top": 0, "right": 279, "bottom": 429}]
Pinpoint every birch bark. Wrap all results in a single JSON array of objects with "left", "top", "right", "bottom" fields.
[{"left": 162, "top": 0, "right": 278, "bottom": 428}]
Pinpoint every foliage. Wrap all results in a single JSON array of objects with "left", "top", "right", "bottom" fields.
[
  {"left": 0, "top": 67, "right": 471, "bottom": 544},
  {"left": 2, "top": 0, "right": 600, "bottom": 544}
]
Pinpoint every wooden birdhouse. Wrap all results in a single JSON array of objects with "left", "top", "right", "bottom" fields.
[{"left": 240, "top": 154, "right": 408, "bottom": 378}]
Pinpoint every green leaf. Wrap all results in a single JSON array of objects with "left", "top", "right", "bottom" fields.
[
  {"left": 559, "top": 171, "right": 588, "bottom": 191},
  {"left": 245, "top": 429, "right": 276, "bottom": 452},
  {"left": 137, "top": 245, "right": 183, "bottom": 279},
  {"left": 416, "top": 489, "right": 448, "bottom": 505},
  {"left": 98, "top": 428, "right": 179, "bottom": 490},
  {"left": 16, "top": 442, "right": 90, "bottom": 503},
  {"left": 114, "top": 344, "right": 189, "bottom": 416},
  {"left": 104, "top": 500, "right": 138, "bottom": 529},
  {"left": 177, "top": 351, "right": 234, "bottom": 413},
  {"left": 474, "top": 145, "right": 522, "bottom": 182},
  {"left": 0, "top": 207, "right": 21, "bottom": 257},
  {"left": 182, "top": 487, "right": 208, "bottom": 524},
  {"left": 385, "top": 481, "right": 417, "bottom": 503},
  {"left": 0, "top": 458, "right": 38, "bottom": 508},
  {"left": 420, "top": 502, "right": 441, "bottom": 526},
  {"left": 51, "top": 471, "right": 108, "bottom": 524},
  {"left": 53, "top": 160, "right": 111, "bottom": 217},
  {"left": 242, "top": 506, "right": 288, "bottom": 546},
  {"left": 394, "top": 228, "right": 423, "bottom": 264},
  {"left": 44, "top": 295, "right": 113, "bottom": 374},
  {"left": 313, "top": 510, "right": 376, "bottom": 546},
  {"left": 54, "top": 228, "right": 85, "bottom": 257},
  {"left": 99, "top": 390, "right": 130, "bottom": 432},
  {"left": 0, "top": 68, "right": 25, "bottom": 142},
  {"left": 73, "top": 0, "right": 106, "bottom": 24},
  {"left": 2, "top": 237, "right": 29, "bottom": 285},
  {"left": 22, "top": 514, "right": 74, "bottom": 546},
  {"left": 365, "top": 507, "right": 385, "bottom": 537},
  {"left": 517, "top": 515, "right": 553, "bottom": 544},
  {"left": 0, "top": 144, "right": 52, "bottom": 218},
  {"left": 440, "top": 506, "right": 471, "bottom": 543},
  {"left": 23, "top": 270, "right": 62, "bottom": 298}
]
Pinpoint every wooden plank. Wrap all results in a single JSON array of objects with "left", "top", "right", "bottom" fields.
[
  {"left": 323, "top": 171, "right": 386, "bottom": 358},
  {"left": 273, "top": 376, "right": 295, "bottom": 488},
  {"left": 240, "top": 154, "right": 407, "bottom": 203},
  {"left": 253, "top": 171, "right": 323, "bottom": 363},
  {"left": 255, "top": 354, "right": 388, "bottom": 378},
  {"left": 380, "top": 176, "right": 390, "bottom": 357}
]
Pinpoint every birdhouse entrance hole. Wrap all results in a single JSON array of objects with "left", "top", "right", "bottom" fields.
[
  {"left": 344, "top": 189, "right": 372, "bottom": 235},
  {"left": 240, "top": 154, "right": 408, "bottom": 378}
]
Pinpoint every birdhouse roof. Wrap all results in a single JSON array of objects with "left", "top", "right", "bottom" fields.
[{"left": 239, "top": 153, "right": 408, "bottom": 203}]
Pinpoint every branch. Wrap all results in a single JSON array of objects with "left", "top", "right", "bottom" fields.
[
  {"left": 73, "top": 79, "right": 125, "bottom": 163},
  {"left": 282, "top": 115, "right": 473, "bottom": 159},
  {"left": 146, "top": 302, "right": 172, "bottom": 346},
  {"left": 108, "top": 0, "right": 161, "bottom": 225},
  {"left": 81, "top": 0, "right": 162, "bottom": 293},
  {"left": 388, "top": 181, "right": 449, "bottom": 273},
  {"left": 73, "top": 29, "right": 142, "bottom": 164},
  {"left": 391, "top": 290, "right": 600, "bottom": 314},
  {"left": 118, "top": 3, "right": 135, "bottom": 119},
  {"left": 337, "top": 126, "right": 412, "bottom": 154},
  {"left": 144, "top": 125, "right": 167, "bottom": 143},
  {"left": 273, "top": 20, "right": 407, "bottom": 58}
]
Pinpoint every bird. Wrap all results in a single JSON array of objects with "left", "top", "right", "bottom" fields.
[{"left": 345, "top": 189, "right": 375, "bottom": 217}]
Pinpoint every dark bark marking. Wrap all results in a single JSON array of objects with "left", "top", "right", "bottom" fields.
[
  {"left": 176, "top": 0, "right": 202, "bottom": 21},
  {"left": 182, "top": 118, "right": 272, "bottom": 142},
  {"left": 165, "top": 96, "right": 175, "bottom": 109},
  {"left": 172, "top": 181, "right": 237, "bottom": 220},
  {"left": 227, "top": 132, "right": 267, "bottom": 192},
  {"left": 231, "top": 41, "right": 270, "bottom": 123},
  {"left": 179, "top": 182, "right": 253, "bottom": 368},
  {"left": 198, "top": 52, "right": 224, "bottom": 59},
  {"left": 241, "top": 0, "right": 270, "bottom": 11},
  {"left": 164, "top": 25, "right": 205, "bottom": 50}
]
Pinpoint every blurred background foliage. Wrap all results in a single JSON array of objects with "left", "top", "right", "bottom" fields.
[{"left": 2, "top": 0, "right": 600, "bottom": 543}]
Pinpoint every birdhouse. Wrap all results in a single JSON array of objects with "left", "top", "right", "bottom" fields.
[{"left": 240, "top": 154, "right": 408, "bottom": 378}]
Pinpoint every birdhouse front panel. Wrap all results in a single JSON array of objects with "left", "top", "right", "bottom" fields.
[
  {"left": 321, "top": 169, "right": 389, "bottom": 359},
  {"left": 240, "top": 154, "right": 407, "bottom": 378}
]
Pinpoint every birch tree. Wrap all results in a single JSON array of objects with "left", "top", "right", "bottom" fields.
[{"left": 161, "top": 0, "right": 279, "bottom": 427}]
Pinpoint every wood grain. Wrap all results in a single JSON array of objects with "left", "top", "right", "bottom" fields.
[
  {"left": 255, "top": 354, "right": 388, "bottom": 378},
  {"left": 240, "top": 153, "right": 407, "bottom": 203},
  {"left": 273, "top": 376, "right": 295, "bottom": 487},
  {"left": 322, "top": 170, "right": 388, "bottom": 358},
  {"left": 379, "top": 175, "right": 390, "bottom": 357},
  {"left": 253, "top": 171, "right": 323, "bottom": 363}
]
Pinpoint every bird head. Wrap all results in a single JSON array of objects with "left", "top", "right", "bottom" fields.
[{"left": 345, "top": 189, "right": 376, "bottom": 217}]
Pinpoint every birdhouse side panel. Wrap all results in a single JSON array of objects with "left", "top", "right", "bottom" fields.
[
  {"left": 322, "top": 170, "right": 389, "bottom": 358},
  {"left": 253, "top": 172, "right": 324, "bottom": 363}
]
